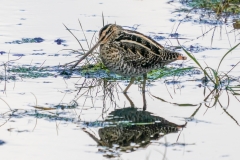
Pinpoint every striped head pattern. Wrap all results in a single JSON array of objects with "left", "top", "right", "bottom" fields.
[{"left": 98, "top": 24, "right": 122, "bottom": 44}]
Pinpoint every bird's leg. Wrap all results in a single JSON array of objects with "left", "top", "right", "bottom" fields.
[
  {"left": 123, "top": 77, "right": 135, "bottom": 93},
  {"left": 123, "top": 92, "right": 135, "bottom": 108},
  {"left": 142, "top": 73, "right": 147, "bottom": 111}
]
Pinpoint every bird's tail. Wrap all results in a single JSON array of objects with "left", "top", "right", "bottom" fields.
[{"left": 177, "top": 54, "right": 187, "bottom": 60}]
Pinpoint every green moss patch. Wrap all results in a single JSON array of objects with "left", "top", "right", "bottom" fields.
[
  {"left": 78, "top": 62, "right": 198, "bottom": 80},
  {"left": 183, "top": 0, "right": 240, "bottom": 15},
  {"left": 9, "top": 66, "right": 54, "bottom": 78}
]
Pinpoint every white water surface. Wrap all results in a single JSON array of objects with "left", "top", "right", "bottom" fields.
[{"left": 1, "top": 0, "right": 240, "bottom": 160}]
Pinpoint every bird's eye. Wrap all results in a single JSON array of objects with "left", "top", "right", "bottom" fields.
[{"left": 106, "top": 30, "right": 111, "bottom": 34}]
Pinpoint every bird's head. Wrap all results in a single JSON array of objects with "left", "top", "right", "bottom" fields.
[
  {"left": 71, "top": 24, "right": 122, "bottom": 68},
  {"left": 98, "top": 24, "right": 122, "bottom": 44}
]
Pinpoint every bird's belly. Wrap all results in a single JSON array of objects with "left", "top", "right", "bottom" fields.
[{"left": 100, "top": 46, "right": 153, "bottom": 77}]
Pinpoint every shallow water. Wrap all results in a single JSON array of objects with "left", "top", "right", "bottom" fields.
[{"left": 1, "top": 0, "right": 240, "bottom": 160}]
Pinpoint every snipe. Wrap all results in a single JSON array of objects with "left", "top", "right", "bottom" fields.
[{"left": 71, "top": 24, "right": 187, "bottom": 109}]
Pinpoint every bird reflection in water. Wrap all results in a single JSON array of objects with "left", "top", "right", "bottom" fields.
[{"left": 81, "top": 83, "right": 185, "bottom": 157}]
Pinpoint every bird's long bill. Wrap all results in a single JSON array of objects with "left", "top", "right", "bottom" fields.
[{"left": 71, "top": 41, "right": 101, "bottom": 69}]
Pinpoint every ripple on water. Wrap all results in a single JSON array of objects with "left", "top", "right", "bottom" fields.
[
  {"left": 54, "top": 38, "right": 66, "bottom": 45},
  {"left": 0, "top": 140, "right": 6, "bottom": 146},
  {"left": 5, "top": 37, "right": 44, "bottom": 44},
  {"left": 0, "top": 51, "right": 6, "bottom": 55}
]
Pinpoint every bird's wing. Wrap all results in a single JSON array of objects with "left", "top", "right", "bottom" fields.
[
  {"left": 117, "top": 30, "right": 180, "bottom": 56},
  {"left": 115, "top": 29, "right": 165, "bottom": 56},
  {"left": 114, "top": 30, "right": 180, "bottom": 68}
]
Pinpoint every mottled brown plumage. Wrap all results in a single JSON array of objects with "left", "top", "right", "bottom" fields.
[
  {"left": 72, "top": 24, "right": 186, "bottom": 75},
  {"left": 98, "top": 24, "right": 186, "bottom": 77},
  {"left": 98, "top": 123, "right": 180, "bottom": 148},
  {"left": 72, "top": 24, "right": 187, "bottom": 98}
]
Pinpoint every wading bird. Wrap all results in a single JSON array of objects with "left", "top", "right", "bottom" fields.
[{"left": 71, "top": 24, "right": 187, "bottom": 110}]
